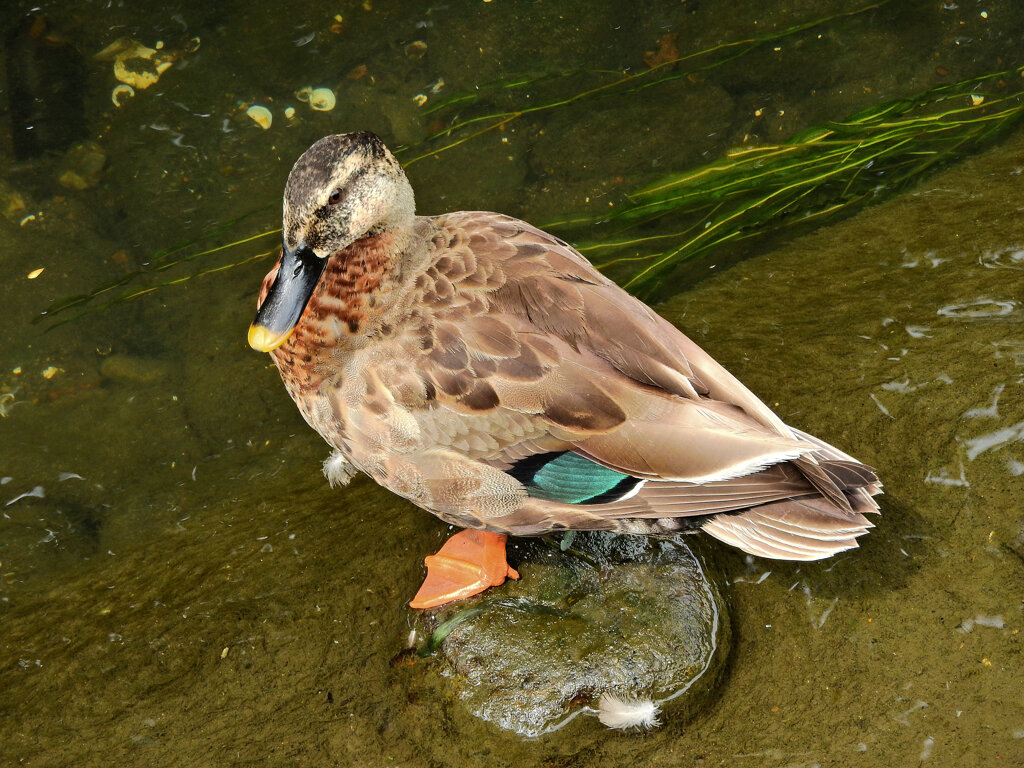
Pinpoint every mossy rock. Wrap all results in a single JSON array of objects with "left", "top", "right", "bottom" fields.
[{"left": 413, "top": 532, "right": 729, "bottom": 736}]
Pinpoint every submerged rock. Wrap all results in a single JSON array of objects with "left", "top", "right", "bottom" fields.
[
  {"left": 414, "top": 532, "right": 729, "bottom": 736},
  {"left": 99, "top": 353, "right": 173, "bottom": 384},
  {"left": 58, "top": 142, "right": 107, "bottom": 191}
]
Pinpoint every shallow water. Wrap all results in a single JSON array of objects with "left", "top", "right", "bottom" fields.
[{"left": 1, "top": 1, "right": 1023, "bottom": 765}]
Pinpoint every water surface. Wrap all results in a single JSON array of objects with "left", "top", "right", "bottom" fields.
[{"left": 1, "top": 1, "right": 1022, "bottom": 765}]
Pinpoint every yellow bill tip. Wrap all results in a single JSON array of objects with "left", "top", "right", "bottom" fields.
[{"left": 247, "top": 323, "right": 291, "bottom": 352}]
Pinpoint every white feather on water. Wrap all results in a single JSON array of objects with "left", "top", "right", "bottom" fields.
[{"left": 597, "top": 693, "right": 661, "bottom": 730}]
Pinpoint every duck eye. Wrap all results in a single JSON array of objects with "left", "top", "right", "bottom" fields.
[{"left": 327, "top": 187, "right": 343, "bottom": 206}]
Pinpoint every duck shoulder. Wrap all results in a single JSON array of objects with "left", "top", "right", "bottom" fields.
[{"left": 434, "top": 212, "right": 800, "bottom": 430}]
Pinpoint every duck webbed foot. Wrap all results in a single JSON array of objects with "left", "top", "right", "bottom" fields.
[{"left": 409, "top": 529, "right": 519, "bottom": 609}]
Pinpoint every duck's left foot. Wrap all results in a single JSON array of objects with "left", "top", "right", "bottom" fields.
[{"left": 409, "top": 529, "right": 519, "bottom": 609}]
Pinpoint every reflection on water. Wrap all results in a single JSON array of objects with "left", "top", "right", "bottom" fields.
[{"left": 2, "top": 0, "right": 1024, "bottom": 765}]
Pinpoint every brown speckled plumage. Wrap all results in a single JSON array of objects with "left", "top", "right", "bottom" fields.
[{"left": 253, "top": 133, "right": 882, "bottom": 560}]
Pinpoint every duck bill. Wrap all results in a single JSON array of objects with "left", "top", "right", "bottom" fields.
[{"left": 248, "top": 245, "right": 327, "bottom": 352}]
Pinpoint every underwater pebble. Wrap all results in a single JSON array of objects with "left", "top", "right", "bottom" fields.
[
  {"left": 111, "top": 83, "right": 135, "bottom": 107},
  {"left": 378, "top": 92, "right": 428, "bottom": 144},
  {"left": 246, "top": 105, "right": 273, "bottom": 130},
  {"left": 405, "top": 40, "right": 428, "bottom": 59},
  {"left": 100, "top": 354, "right": 173, "bottom": 384},
  {"left": 58, "top": 141, "right": 107, "bottom": 191},
  {"left": 309, "top": 87, "right": 336, "bottom": 111},
  {"left": 1, "top": 184, "right": 27, "bottom": 223},
  {"left": 97, "top": 38, "right": 175, "bottom": 90}
]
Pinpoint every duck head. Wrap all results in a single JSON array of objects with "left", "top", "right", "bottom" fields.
[{"left": 248, "top": 131, "right": 415, "bottom": 352}]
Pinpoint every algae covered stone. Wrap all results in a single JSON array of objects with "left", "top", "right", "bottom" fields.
[{"left": 414, "top": 532, "right": 729, "bottom": 736}]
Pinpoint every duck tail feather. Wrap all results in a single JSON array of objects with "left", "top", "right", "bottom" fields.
[{"left": 700, "top": 497, "right": 875, "bottom": 561}]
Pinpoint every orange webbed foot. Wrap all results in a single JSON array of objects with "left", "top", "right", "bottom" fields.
[{"left": 409, "top": 530, "right": 519, "bottom": 610}]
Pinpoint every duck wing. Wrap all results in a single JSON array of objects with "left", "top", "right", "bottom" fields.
[{"left": 373, "top": 211, "right": 880, "bottom": 559}]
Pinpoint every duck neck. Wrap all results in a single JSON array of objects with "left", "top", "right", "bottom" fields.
[
  {"left": 313, "top": 230, "right": 400, "bottom": 338},
  {"left": 272, "top": 220, "right": 424, "bottom": 380}
]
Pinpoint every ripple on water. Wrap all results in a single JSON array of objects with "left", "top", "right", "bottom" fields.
[
  {"left": 978, "top": 246, "right": 1024, "bottom": 270},
  {"left": 964, "top": 420, "right": 1024, "bottom": 461},
  {"left": 936, "top": 298, "right": 1016, "bottom": 319},
  {"left": 963, "top": 384, "right": 1004, "bottom": 419}
]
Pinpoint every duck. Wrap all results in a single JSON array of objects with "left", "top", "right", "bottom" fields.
[{"left": 248, "top": 131, "right": 882, "bottom": 609}]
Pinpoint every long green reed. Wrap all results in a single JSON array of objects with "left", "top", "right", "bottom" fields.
[
  {"left": 559, "top": 66, "right": 1024, "bottom": 296},
  {"left": 39, "top": 3, "right": 1024, "bottom": 322},
  {"left": 39, "top": 207, "right": 277, "bottom": 328},
  {"left": 39, "top": 2, "right": 893, "bottom": 323},
  {"left": 396, "top": 1, "right": 894, "bottom": 166}
]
